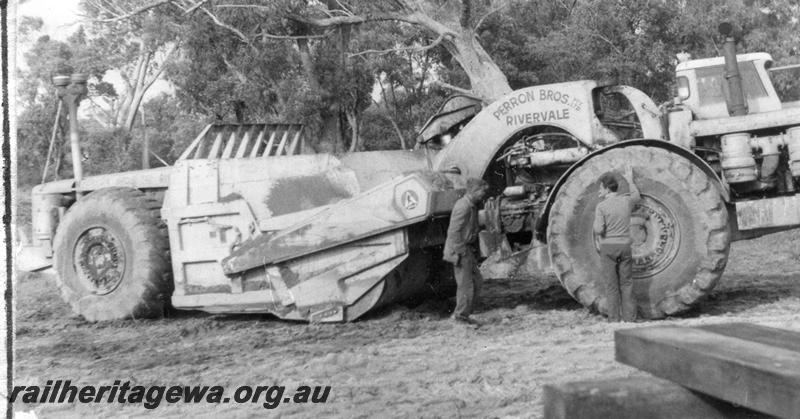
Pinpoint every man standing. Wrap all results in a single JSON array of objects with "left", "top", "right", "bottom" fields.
[
  {"left": 593, "top": 166, "right": 640, "bottom": 322},
  {"left": 443, "top": 178, "right": 489, "bottom": 325}
]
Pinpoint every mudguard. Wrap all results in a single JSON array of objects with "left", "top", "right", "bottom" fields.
[{"left": 432, "top": 81, "right": 600, "bottom": 179}]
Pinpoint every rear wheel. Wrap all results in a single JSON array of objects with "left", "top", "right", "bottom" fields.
[
  {"left": 52, "top": 188, "right": 172, "bottom": 321},
  {"left": 547, "top": 146, "right": 730, "bottom": 318}
]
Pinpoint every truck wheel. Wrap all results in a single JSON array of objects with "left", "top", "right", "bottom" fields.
[
  {"left": 52, "top": 188, "right": 172, "bottom": 321},
  {"left": 547, "top": 146, "right": 730, "bottom": 318}
]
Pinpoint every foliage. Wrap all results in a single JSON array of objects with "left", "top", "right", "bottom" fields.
[
  {"left": 478, "top": 0, "right": 800, "bottom": 103},
  {"left": 80, "top": 125, "right": 139, "bottom": 175},
  {"left": 16, "top": 0, "right": 800, "bottom": 188},
  {"left": 17, "top": 33, "right": 81, "bottom": 187},
  {"left": 77, "top": 0, "right": 182, "bottom": 131},
  {"left": 17, "top": 100, "right": 60, "bottom": 185},
  {"left": 140, "top": 94, "right": 208, "bottom": 164}
]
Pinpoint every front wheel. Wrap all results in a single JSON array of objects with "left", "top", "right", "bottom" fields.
[
  {"left": 547, "top": 146, "right": 730, "bottom": 318},
  {"left": 52, "top": 188, "right": 172, "bottom": 321}
]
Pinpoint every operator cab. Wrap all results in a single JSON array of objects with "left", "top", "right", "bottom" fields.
[
  {"left": 416, "top": 95, "right": 482, "bottom": 150},
  {"left": 675, "top": 53, "right": 782, "bottom": 119}
]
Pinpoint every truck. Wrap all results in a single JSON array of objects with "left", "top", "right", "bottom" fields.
[{"left": 20, "top": 24, "right": 800, "bottom": 322}]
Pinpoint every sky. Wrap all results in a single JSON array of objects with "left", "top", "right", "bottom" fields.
[
  {"left": 18, "top": 0, "right": 83, "bottom": 41},
  {"left": 15, "top": 0, "right": 174, "bottom": 110},
  {"left": 16, "top": 0, "right": 82, "bottom": 70}
]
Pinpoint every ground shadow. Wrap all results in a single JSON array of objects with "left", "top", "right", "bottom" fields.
[{"left": 363, "top": 277, "right": 583, "bottom": 322}]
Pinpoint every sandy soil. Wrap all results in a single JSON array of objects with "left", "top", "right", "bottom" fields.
[{"left": 12, "top": 231, "right": 800, "bottom": 418}]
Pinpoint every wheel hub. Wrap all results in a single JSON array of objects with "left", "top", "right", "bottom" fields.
[
  {"left": 630, "top": 195, "right": 680, "bottom": 278},
  {"left": 73, "top": 227, "right": 125, "bottom": 295}
]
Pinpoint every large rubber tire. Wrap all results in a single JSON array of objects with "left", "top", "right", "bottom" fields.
[
  {"left": 547, "top": 146, "right": 730, "bottom": 319},
  {"left": 52, "top": 188, "right": 172, "bottom": 321}
]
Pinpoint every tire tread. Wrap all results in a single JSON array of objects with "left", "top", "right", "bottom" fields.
[
  {"left": 547, "top": 146, "right": 731, "bottom": 319},
  {"left": 52, "top": 187, "right": 172, "bottom": 322}
]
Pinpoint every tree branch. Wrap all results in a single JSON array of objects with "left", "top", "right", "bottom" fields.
[
  {"left": 86, "top": 97, "right": 117, "bottom": 125},
  {"left": 291, "top": 12, "right": 417, "bottom": 26},
  {"left": 417, "top": 49, "right": 431, "bottom": 93},
  {"left": 568, "top": 0, "right": 578, "bottom": 17},
  {"left": 89, "top": 0, "right": 174, "bottom": 22},
  {"left": 142, "top": 43, "right": 178, "bottom": 92},
  {"left": 149, "top": 150, "right": 170, "bottom": 166},
  {"left": 135, "top": 52, "right": 151, "bottom": 92},
  {"left": 222, "top": 55, "right": 248, "bottom": 84},
  {"left": 292, "top": 8, "right": 456, "bottom": 41},
  {"left": 474, "top": 3, "right": 510, "bottom": 31},
  {"left": 372, "top": 97, "right": 408, "bottom": 149},
  {"left": 215, "top": 4, "right": 273, "bottom": 11},
  {"left": 348, "top": 32, "right": 444, "bottom": 58},
  {"left": 257, "top": 31, "right": 331, "bottom": 40},
  {"left": 182, "top": 0, "right": 209, "bottom": 15},
  {"left": 334, "top": 0, "right": 354, "bottom": 16},
  {"left": 84, "top": 0, "right": 120, "bottom": 19},
  {"left": 199, "top": 6, "right": 252, "bottom": 45},
  {"left": 391, "top": 0, "right": 417, "bottom": 11},
  {"left": 590, "top": 32, "right": 623, "bottom": 55},
  {"left": 118, "top": 70, "right": 134, "bottom": 93},
  {"left": 432, "top": 80, "right": 474, "bottom": 96}
]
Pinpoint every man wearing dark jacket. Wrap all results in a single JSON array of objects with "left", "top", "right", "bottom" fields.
[
  {"left": 593, "top": 166, "right": 640, "bottom": 322},
  {"left": 443, "top": 178, "right": 489, "bottom": 324}
]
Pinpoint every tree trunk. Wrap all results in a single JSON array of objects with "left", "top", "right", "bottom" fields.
[
  {"left": 296, "top": 37, "right": 342, "bottom": 152},
  {"left": 388, "top": 114, "right": 407, "bottom": 149},
  {"left": 119, "top": 43, "right": 177, "bottom": 133},
  {"left": 374, "top": 87, "right": 407, "bottom": 150},
  {"left": 346, "top": 109, "right": 360, "bottom": 153},
  {"left": 314, "top": 113, "right": 341, "bottom": 153},
  {"left": 114, "top": 53, "right": 144, "bottom": 128},
  {"left": 124, "top": 88, "right": 147, "bottom": 132},
  {"left": 122, "top": 49, "right": 154, "bottom": 132},
  {"left": 296, "top": 38, "right": 320, "bottom": 91},
  {"left": 291, "top": 3, "right": 513, "bottom": 119},
  {"left": 141, "top": 108, "right": 149, "bottom": 169},
  {"left": 444, "top": 29, "right": 512, "bottom": 102}
]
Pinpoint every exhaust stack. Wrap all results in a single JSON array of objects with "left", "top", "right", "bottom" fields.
[
  {"left": 53, "top": 73, "right": 88, "bottom": 192},
  {"left": 719, "top": 22, "right": 747, "bottom": 116}
]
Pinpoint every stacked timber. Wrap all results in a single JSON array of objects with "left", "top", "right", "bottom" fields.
[{"left": 544, "top": 323, "right": 800, "bottom": 419}]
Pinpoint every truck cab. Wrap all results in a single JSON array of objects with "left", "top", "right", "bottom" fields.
[
  {"left": 665, "top": 48, "right": 800, "bottom": 191},
  {"left": 675, "top": 52, "right": 785, "bottom": 119}
]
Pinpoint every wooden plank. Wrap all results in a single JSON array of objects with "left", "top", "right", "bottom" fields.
[
  {"left": 697, "top": 323, "right": 800, "bottom": 353},
  {"left": 220, "top": 130, "right": 238, "bottom": 158},
  {"left": 261, "top": 129, "right": 276, "bottom": 158},
  {"left": 234, "top": 128, "right": 252, "bottom": 158},
  {"left": 207, "top": 130, "right": 224, "bottom": 159},
  {"left": 287, "top": 125, "right": 302, "bottom": 156},
  {"left": 543, "top": 377, "right": 773, "bottom": 419},
  {"left": 275, "top": 128, "right": 291, "bottom": 156},
  {"left": 615, "top": 325, "right": 800, "bottom": 418},
  {"left": 249, "top": 129, "right": 266, "bottom": 158},
  {"left": 178, "top": 124, "right": 212, "bottom": 160}
]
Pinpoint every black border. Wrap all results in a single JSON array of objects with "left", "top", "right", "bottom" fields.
[{"left": 1, "top": 1, "right": 12, "bottom": 419}]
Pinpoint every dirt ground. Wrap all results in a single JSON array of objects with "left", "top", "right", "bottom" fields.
[{"left": 12, "top": 230, "right": 800, "bottom": 418}]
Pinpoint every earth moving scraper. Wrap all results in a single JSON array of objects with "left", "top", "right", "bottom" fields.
[
  {"left": 20, "top": 25, "right": 800, "bottom": 321},
  {"left": 162, "top": 147, "right": 462, "bottom": 322}
]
